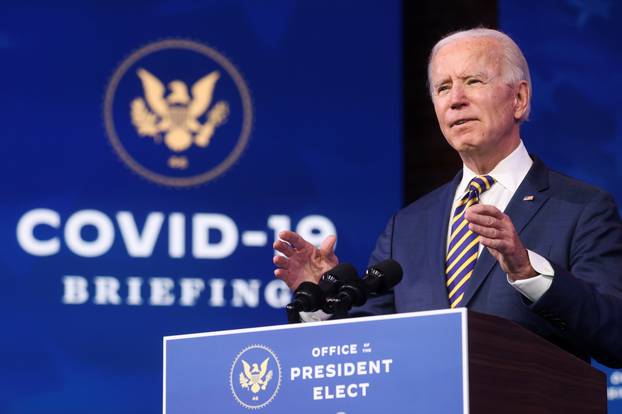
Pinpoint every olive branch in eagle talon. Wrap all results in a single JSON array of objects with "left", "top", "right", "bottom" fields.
[
  {"left": 130, "top": 68, "right": 230, "bottom": 153},
  {"left": 239, "top": 358, "right": 273, "bottom": 394}
]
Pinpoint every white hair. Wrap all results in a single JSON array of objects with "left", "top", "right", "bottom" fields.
[{"left": 427, "top": 28, "right": 532, "bottom": 121}]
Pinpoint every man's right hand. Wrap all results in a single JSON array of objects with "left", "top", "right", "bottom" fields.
[{"left": 272, "top": 230, "right": 339, "bottom": 291}]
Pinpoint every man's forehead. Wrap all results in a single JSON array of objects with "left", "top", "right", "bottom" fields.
[{"left": 430, "top": 38, "right": 503, "bottom": 80}]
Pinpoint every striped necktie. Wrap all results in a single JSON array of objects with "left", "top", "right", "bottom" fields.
[{"left": 445, "top": 175, "right": 495, "bottom": 308}]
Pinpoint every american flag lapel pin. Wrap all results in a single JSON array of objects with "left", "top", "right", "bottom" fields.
[{"left": 523, "top": 195, "right": 535, "bottom": 201}]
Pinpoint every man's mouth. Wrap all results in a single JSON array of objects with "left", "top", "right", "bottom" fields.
[{"left": 450, "top": 118, "right": 477, "bottom": 128}]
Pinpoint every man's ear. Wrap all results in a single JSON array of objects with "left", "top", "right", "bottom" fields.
[{"left": 514, "top": 80, "right": 529, "bottom": 121}]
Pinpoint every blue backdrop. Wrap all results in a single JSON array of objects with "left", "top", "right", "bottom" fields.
[
  {"left": 500, "top": 0, "right": 622, "bottom": 410},
  {"left": 2, "top": 1, "right": 621, "bottom": 413},
  {"left": 0, "top": 2, "right": 401, "bottom": 413}
]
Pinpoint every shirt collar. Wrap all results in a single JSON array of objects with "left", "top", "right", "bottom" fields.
[{"left": 454, "top": 140, "right": 533, "bottom": 201}]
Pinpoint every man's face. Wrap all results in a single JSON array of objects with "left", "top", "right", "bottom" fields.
[{"left": 429, "top": 38, "right": 518, "bottom": 156}]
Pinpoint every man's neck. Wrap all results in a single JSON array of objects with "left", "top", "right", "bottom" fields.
[{"left": 460, "top": 136, "right": 521, "bottom": 175}]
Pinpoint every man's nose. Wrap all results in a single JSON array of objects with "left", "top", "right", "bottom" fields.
[{"left": 450, "top": 84, "right": 468, "bottom": 110}]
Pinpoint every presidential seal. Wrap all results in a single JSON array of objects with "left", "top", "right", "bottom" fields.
[
  {"left": 230, "top": 344, "right": 282, "bottom": 409},
  {"left": 103, "top": 39, "right": 253, "bottom": 187}
]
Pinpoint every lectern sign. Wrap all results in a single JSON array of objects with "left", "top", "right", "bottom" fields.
[{"left": 163, "top": 309, "right": 468, "bottom": 413}]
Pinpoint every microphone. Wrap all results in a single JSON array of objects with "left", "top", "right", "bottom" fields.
[
  {"left": 285, "top": 282, "right": 324, "bottom": 322},
  {"left": 323, "top": 259, "right": 403, "bottom": 314},
  {"left": 318, "top": 263, "right": 359, "bottom": 298},
  {"left": 364, "top": 259, "right": 403, "bottom": 294},
  {"left": 285, "top": 263, "right": 359, "bottom": 323}
]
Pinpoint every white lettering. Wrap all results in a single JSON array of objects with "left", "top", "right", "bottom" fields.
[
  {"left": 126, "top": 277, "right": 143, "bottom": 305},
  {"left": 59, "top": 276, "right": 288, "bottom": 308},
  {"left": 179, "top": 278, "right": 205, "bottom": 306},
  {"left": 62, "top": 275, "right": 89, "bottom": 304},
  {"left": 335, "top": 384, "right": 345, "bottom": 399},
  {"left": 356, "top": 361, "right": 367, "bottom": 375},
  {"left": 17, "top": 208, "right": 60, "bottom": 256},
  {"left": 325, "top": 385, "right": 335, "bottom": 399},
  {"left": 316, "top": 344, "right": 357, "bottom": 357},
  {"left": 208, "top": 278, "right": 226, "bottom": 307},
  {"left": 231, "top": 279, "right": 260, "bottom": 307},
  {"left": 312, "top": 383, "right": 370, "bottom": 400},
  {"left": 382, "top": 359, "right": 393, "bottom": 373},
  {"left": 168, "top": 213, "right": 185, "bottom": 258},
  {"left": 18, "top": 211, "right": 337, "bottom": 261},
  {"left": 149, "top": 277, "right": 175, "bottom": 306},
  {"left": 347, "top": 383, "right": 358, "bottom": 397},
  {"left": 192, "top": 214, "right": 238, "bottom": 259},
  {"left": 116, "top": 211, "right": 164, "bottom": 257},
  {"left": 264, "top": 279, "right": 291, "bottom": 308},
  {"left": 65, "top": 210, "right": 114, "bottom": 257},
  {"left": 94, "top": 276, "right": 122, "bottom": 305},
  {"left": 313, "top": 386, "right": 323, "bottom": 400},
  {"left": 368, "top": 360, "right": 380, "bottom": 374},
  {"left": 296, "top": 215, "right": 337, "bottom": 248}
]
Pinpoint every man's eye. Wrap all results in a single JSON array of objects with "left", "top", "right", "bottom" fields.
[
  {"left": 467, "top": 78, "right": 482, "bottom": 85},
  {"left": 437, "top": 85, "right": 449, "bottom": 94}
]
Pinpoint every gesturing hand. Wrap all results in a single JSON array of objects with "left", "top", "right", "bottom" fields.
[
  {"left": 273, "top": 230, "right": 339, "bottom": 290},
  {"left": 465, "top": 204, "right": 537, "bottom": 281}
]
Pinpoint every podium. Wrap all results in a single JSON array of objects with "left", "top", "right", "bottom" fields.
[{"left": 163, "top": 309, "right": 606, "bottom": 413}]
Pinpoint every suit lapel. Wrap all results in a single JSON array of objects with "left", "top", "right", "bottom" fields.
[
  {"left": 426, "top": 172, "right": 462, "bottom": 309},
  {"left": 462, "top": 157, "right": 551, "bottom": 306}
]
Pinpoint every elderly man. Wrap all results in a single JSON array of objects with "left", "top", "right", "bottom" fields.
[{"left": 273, "top": 28, "right": 622, "bottom": 368}]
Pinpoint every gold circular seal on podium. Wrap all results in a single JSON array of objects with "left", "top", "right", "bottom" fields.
[{"left": 229, "top": 344, "right": 282, "bottom": 409}]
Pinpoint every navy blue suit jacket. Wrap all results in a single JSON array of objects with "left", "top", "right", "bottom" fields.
[{"left": 355, "top": 157, "right": 622, "bottom": 368}]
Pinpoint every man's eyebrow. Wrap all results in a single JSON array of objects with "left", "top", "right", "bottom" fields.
[
  {"left": 433, "top": 71, "right": 490, "bottom": 88},
  {"left": 458, "top": 71, "right": 488, "bottom": 80},
  {"left": 432, "top": 77, "right": 451, "bottom": 88}
]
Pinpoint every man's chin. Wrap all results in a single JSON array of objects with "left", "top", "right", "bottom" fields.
[{"left": 446, "top": 135, "right": 483, "bottom": 153}]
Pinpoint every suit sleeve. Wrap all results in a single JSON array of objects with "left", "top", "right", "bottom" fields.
[
  {"left": 348, "top": 215, "right": 397, "bottom": 317},
  {"left": 529, "top": 191, "right": 622, "bottom": 367}
]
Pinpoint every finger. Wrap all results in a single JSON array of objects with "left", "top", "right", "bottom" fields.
[
  {"left": 465, "top": 205, "right": 504, "bottom": 225},
  {"left": 277, "top": 231, "right": 308, "bottom": 250},
  {"left": 465, "top": 209, "right": 504, "bottom": 228},
  {"left": 274, "top": 267, "right": 288, "bottom": 277},
  {"left": 273, "top": 255, "right": 289, "bottom": 269},
  {"left": 273, "top": 239, "right": 295, "bottom": 257},
  {"left": 469, "top": 223, "right": 501, "bottom": 239},
  {"left": 465, "top": 212, "right": 500, "bottom": 228},
  {"left": 479, "top": 236, "right": 497, "bottom": 250},
  {"left": 479, "top": 236, "right": 508, "bottom": 252},
  {"left": 320, "top": 235, "right": 337, "bottom": 256},
  {"left": 467, "top": 204, "right": 504, "bottom": 218}
]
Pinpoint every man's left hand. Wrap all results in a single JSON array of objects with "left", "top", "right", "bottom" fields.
[{"left": 465, "top": 204, "right": 537, "bottom": 281}]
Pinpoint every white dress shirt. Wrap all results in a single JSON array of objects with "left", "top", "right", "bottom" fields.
[{"left": 451, "top": 140, "right": 553, "bottom": 301}]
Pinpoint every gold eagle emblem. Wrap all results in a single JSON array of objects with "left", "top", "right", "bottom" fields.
[
  {"left": 130, "top": 68, "right": 229, "bottom": 168},
  {"left": 239, "top": 358, "right": 273, "bottom": 394}
]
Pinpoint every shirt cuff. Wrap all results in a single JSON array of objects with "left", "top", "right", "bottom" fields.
[
  {"left": 507, "top": 250, "right": 554, "bottom": 302},
  {"left": 299, "top": 310, "right": 332, "bottom": 322}
]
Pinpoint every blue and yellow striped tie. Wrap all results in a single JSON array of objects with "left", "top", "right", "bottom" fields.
[{"left": 445, "top": 175, "right": 495, "bottom": 308}]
